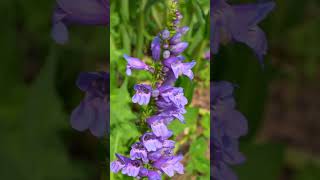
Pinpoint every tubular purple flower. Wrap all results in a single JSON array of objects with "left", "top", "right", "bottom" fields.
[
  {"left": 170, "top": 33, "right": 182, "bottom": 45},
  {"left": 159, "top": 86, "right": 188, "bottom": 107},
  {"left": 147, "top": 116, "right": 172, "bottom": 138},
  {"left": 130, "top": 142, "right": 149, "bottom": 163},
  {"left": 123, "top": 54, "right": 150, "bottom": 75},
  {"left": 153, "top": 155, "right": 184, "bottom": 177},
  {"left": 141, "top": 133, "right": 163, "bottom": 152},
  {"left": 121, "top": 160, "right": 142, "bottom": 177},
  {"left": 132, "top": 84, "right": 152, "bottom": 105},
  {"left": 170, "top": 42, "right": 188, "bottom": 55},
  {"left": 110, "top": 154, "right": 129, "bottom": 173},
  {"left": 171, "top": 60, "right": 196, "bottom": 79}
]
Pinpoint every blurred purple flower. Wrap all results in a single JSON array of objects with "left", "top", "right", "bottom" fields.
[
  {"left": 212, "top": 0, "right": 275, "bottom": 64},
  {"left": 70, "top": 72, "right": 109, "bottom": 137},
  {"left": 211, "top": 81, "right": 248, "bottom": 180},
  {"left": 51, "top": 0, "right": 109, "bottom": 44}
]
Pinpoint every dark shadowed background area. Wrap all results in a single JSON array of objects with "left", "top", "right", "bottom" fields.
[
  {"left": 212, "top": 0, "right": 320, "bottom": 179},
  {"left": 0, "top": 0, "right": 108, "bottom": 179}
]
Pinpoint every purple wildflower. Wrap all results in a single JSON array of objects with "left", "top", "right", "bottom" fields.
[
  {"left": 51, "top": 0, "right": 109, "bottom": 44},
  {"left": 171, "top": 60, "right": 196, "bottom": 79},
  {"left": 170, "top": 42, "right": 188, "bottom": 55},
  {"left": 130, "top": 142, "right": 149, "bottom": 163},
  {"left": 147, "top": 115, "right": 173, "bottom": 139},
  {"left": 170, "top": 33, "right": 182, "bottom": 44},
  {"left": 121, "top": 159, "right": 143, "bottom": 177},
  {"left": 124, "top": 54, "right": 151, "bottom": 75},
  {"left": 153, "top": 155, "right": 184, "bottom": 177},
  {"left": 110, "top": 154, "right": 129, "bottom": 173},
  {"left": 70, "top": 72, "right": 109, "bottom": 137},
  {"left": 141, "top": 132, "right": 163, "bottom": 152},
  {"left": 132, "top": 84, "right": 152, "bottom": 105}
]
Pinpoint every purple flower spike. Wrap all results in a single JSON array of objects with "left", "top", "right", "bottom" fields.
[
  {"left": 151, "top": 37, "right": 162, "bottom": 61},
  {"left": 141, "top": 133, "right": 163, "bottom": 152},
  {"left": 122, "top": 160, "right": 142, "bottom": 177},
  {"left": 124, "top": 54, "right": 150, "bottom": 75},
  {"left": 130, "top": 142, "right": 149, "bottom": 163},
  {"left": 71, "top": 72, "right": 108, "bottom": 137},
  {"left": 132, "top": 84, "right": 152, "bottom": 105},
  {"left": 170, "top": 42, "right": 188, "bottom": 55},
  {"left": 51, "top": 0, "right": 109, "bottom": 44},
  {"left": 171, "top": 60, "right": 196, "bottom": 79},
  {"left": 153, "top": 155, "right": 184, "bottom": 177}
]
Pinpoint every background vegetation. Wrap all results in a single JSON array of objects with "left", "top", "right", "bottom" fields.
[{"left": 213, "top": 0, "right": 320, "bottom": 179}]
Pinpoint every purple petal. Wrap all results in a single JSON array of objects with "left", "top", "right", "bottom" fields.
[
  {"left": 70, "top": 101, "right": 94, "bottom": 131},
  {"left": 51, "top": 22, "right": 68, "bottom": 44},
  {"left": 170, "top": 42, "right": 188, "bottom": 55}
]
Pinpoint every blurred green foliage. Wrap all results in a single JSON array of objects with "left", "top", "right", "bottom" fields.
[{"left": 1, "top": 0, "right": 108, "bottom": 179}]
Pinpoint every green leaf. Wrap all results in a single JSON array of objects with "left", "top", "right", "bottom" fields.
[
  {"left": 110, "top": 79, "right": 139, "bottom": 161},
  {"left": 200, "top": 113, "right": 210, "bottom": 138},
  {"left": 0, "top": 47, "right": 89, "bottom": 180},
  {"left": 186, "top": 137, "right": 210, "bottom": 175},
  {"left": 168, "top": 107, "right": 199, "bottom": 136}
]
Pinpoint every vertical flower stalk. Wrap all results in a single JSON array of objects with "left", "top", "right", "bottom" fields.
[{"left": 110, "top": 1, "right": 196, "bottom": 179}]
